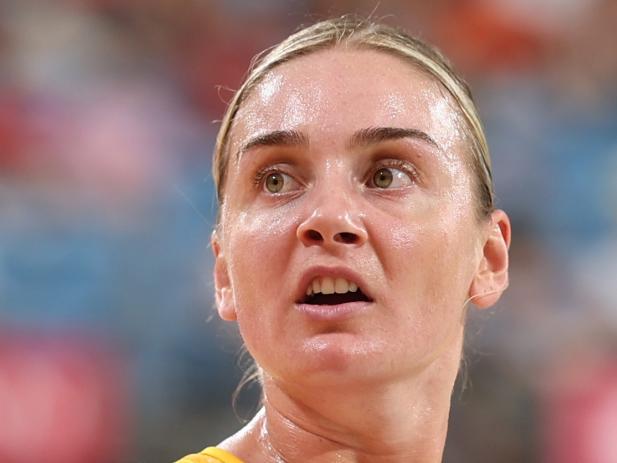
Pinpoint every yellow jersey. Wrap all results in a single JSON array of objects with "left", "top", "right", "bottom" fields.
[{"left": 174, "top": 446, "right": 245, "bottom": 463}]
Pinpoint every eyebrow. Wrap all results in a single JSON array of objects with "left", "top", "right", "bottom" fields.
[
  {"left": 238, "top": 126, "right": 439, "bottom": 159},
  {"left": 347, "top": 126, "right": 440, "bottom": 150},
  {"left": 239, "top": 130, "right": 309, "bottom": 158}
]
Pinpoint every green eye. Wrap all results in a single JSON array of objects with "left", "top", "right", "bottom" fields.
[
  {"left": 258, "top": 169, "right": 300, "bottom": 195},
  {"left": 369, "top": 163, "right": 415, "bottom": 189},
  {"left": 373, "top": 168, "right": 394, "bottom": 188},
  {"left": 265, "top": 172, "right": 285, "bottom": 193}
]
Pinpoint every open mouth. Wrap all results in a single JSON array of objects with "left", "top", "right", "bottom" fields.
[
  {"left": 301, "top": 291, "right": 371, "bottom": 305},
  {"left": 298, "top": 276, "right": 372, "bottom": 305}
]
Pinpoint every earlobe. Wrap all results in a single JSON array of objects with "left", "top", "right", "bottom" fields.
[
  {"left": 468, "top": 209, "right": 511, "bottom": 309},
  {"left": 212, "top": 230, "right": 237, "bottom": 321}
]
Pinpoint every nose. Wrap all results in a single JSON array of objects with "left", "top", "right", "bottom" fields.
[{"left": 296, "top": 199, "right": 368, "bottom": 248}]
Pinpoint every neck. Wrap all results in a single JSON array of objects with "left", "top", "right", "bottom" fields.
[{"left": 223, "top": 340, "right": 462, "bottom": 463}]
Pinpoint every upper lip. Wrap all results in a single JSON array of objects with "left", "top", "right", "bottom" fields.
[{"left": 294, "top": 265, "right": 373, "bottom": 303}]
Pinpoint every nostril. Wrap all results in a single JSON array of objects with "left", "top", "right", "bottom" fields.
[
  {"left": 306, "top": 229, "right": 323, "bottom": 242},
  {"left": 335, "top": 232, "right": 359, "bottom": 244}
]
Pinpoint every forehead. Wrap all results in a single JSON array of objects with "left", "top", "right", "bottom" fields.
[{"left": 232, "top": 48, "right": 465, "bottom": 155}]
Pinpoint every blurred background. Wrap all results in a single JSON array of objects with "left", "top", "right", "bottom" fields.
[{"left": 0, "top": 0, "right": 616, "bottom": 462}]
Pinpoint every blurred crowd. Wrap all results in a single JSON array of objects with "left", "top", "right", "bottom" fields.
[{"left": 0, "top": 1, "right": 616, "bottom": 462}]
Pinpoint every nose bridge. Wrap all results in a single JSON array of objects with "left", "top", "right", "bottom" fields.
[
  {"left": 317, "top": 158, "right": 356, "bottom": 211},
  {"left": 296, "top": 170, "right": 367, "bottom": 247}
]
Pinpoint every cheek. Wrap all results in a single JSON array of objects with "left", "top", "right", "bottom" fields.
[
  {"left": 375, "top": 200, "right": 478, "bottom": 307},
  {"left": 222, "top": 204, "right": 301, "bottom": 309},
  {"left": 383, "top": 214, "right": 476, "bottom": 356}
]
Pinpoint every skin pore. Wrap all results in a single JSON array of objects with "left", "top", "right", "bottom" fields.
[{"left": 212, "top": 48, "right": 510, "bottom": 463}]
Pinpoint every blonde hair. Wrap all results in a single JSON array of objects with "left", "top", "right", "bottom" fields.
[{"left": 213, "top": 16, "right": 494, "bottom": 218}]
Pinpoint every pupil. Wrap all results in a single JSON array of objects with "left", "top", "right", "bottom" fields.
[{"left": 375, "top": 168, "right": 393, "bottom": 188}]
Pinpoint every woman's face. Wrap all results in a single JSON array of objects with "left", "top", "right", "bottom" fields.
[{"left": 214, "top": 48, "right": 487, "bottom": 387}]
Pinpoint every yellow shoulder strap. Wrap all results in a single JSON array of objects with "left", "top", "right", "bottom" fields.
[
  {"left": 201, "top": 447, "right": 245, "bottom": 463},
  {"left": 174, "top": 446, "right": 245, "bottom": 463}
]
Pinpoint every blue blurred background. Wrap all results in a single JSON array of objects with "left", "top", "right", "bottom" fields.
[{"left": 1, "top": 1, "right": 616, "bottom": 462}]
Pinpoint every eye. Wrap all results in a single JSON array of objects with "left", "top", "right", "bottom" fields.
[
  {"left": 372, "top": 168, "right": 393, "bottom": 188},
  {"left": 257, "top": 169, "right": 300, "bottom": 194},
  {"left": 265, "top": 172, "right": 285, "bottom": 193},
  {"left": 368, "top": 164, "right": 415, "bottom": 189}
]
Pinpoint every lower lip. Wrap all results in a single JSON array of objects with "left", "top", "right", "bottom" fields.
[{"left": 295, "top": 301, "right": 373, "bottom": 321}]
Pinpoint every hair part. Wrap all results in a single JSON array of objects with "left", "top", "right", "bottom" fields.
[{"left": 213, "top": 16, "right": 495, "bottom": 219}]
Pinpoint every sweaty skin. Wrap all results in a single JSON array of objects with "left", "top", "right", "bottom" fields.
[{"left": 212, "top": 48, "right": 510, "bottom": 463}]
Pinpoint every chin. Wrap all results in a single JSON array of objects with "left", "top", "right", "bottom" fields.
[{"left": 269, "top": 332, "right": 396, "bottom": 386}]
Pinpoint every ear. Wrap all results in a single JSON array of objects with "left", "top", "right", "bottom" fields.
[
  {"left": 468, "top": 209, "right": 511, "bottom": 309},
  {"left": 211, "top": 230, "right": 237, "bottom": 321}
]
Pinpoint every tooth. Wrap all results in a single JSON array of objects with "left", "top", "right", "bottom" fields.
[
  {"left": 335, "top": 278, "right": 349, "bottom": 294},
  {"left": 321, "top": 277, "right": 335, "bottom": 295},
  {"left": 312, "top": 279, "right": 321, "bottom": 294},
  {"left": 349, "top": 282, "right": 358, "bottom": 292},
  {"left": 306, "top": 285, "right": 312, "bottom": 296}
]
